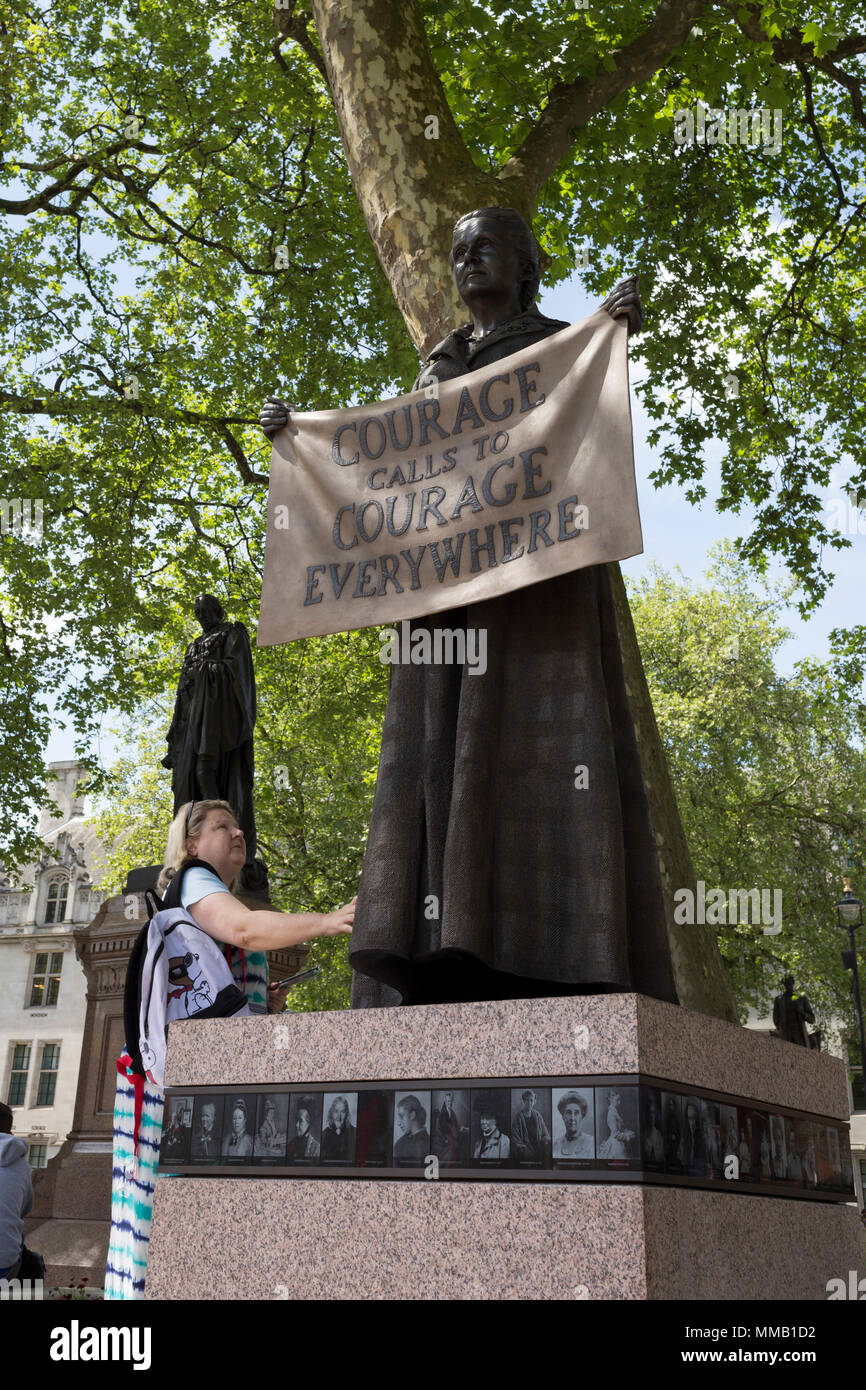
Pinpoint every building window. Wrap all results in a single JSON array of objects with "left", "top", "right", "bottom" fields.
[
  {"left": 44, "top": 880, "right": 68, "bottom": 925},
  {"left": 7, "top": 1044, "right": 31, "bottom": 1106},
  {"left": 28, "top": 1144, "right": 47, "bottom": 1169},
  {"left": 34, "top": 1044, "right": 60, "bottom": 1107},
  {"left": 28, "top": 952, "right": 63, "bottom": 1008}
]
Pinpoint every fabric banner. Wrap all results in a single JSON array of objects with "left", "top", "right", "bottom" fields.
[{"left": 257, "top": 308, "right": 642, "bottom": 645}]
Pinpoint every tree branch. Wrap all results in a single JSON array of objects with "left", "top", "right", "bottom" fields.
[
  {"left": 0, "top": 390, "right": 269, "bottom": 487},
  {"left": 273, "top": 8, "right": 328, "bottom": 83},
  {"left": 498, "top": 0, "right": 708, "bottom": 198}
]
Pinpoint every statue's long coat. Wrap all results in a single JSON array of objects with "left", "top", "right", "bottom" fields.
[
  {"left": 349, "top": 307, "right": 679, "bottom": 1009},
  {"left": 163, "top": 620, "right": 257, "bottom": 857}
]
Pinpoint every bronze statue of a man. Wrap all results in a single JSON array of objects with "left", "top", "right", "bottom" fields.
[
  {"left": 772, "top": 976, "right": 816, "bottom": 1047},
  {"left": 162, "top": 593, "right": 267, "bottom": 895},
  {"left": 261, "top": 207, "right": 679, "bottom": 1007}
]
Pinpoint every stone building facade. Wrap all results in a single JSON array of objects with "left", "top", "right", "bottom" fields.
[{"left": 0, "top": 761, "right": 105, "bottom": 1165}]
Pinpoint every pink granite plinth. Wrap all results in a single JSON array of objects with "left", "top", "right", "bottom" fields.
[
  {"left": 147, "top": 1178, "right": 862, "bottom": 1301},
  {"left": 148, "top": 995, "right": 861, "bottom": 1301},
  {"left": 165, "top": 992, "right": 850, "bottom": 1119}
]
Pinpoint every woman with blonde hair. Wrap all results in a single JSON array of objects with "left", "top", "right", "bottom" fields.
[
  {"left": 157, "top": 798, "right": 354, "bottom": 1012},
  {"left": 106, "top": 797, "right": 354, "bottom": 1300}
]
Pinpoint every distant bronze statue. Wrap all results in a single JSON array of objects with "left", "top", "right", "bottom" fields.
[
  {"left": 162, "top": 594, "right": 267, "bottom": 896},
  {"left": 773, "top": 976, "right": 816, "bottom": 1047},
  {"left": 261, "top": 206, "right": 678, "bottom": 1007}
]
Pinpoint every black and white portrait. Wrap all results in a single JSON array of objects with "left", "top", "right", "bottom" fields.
[
  {"left": 253, "top": 1094, "right": 289, "bottom": 1162},
  {"left": 678, "top": 1095, "right": 705, "bottom": 1175},
  {"left": 800, "top": 1120, "right": 818, "bottom": 1187},
  {"left": 552, "top": 1088, "right": 595, "bottom": 1163},
  {"left": 356, "top": 1090, "right": 394, "bottom": 1167},
  {"left": 640, "top": 1087, "right": 665, "bottom": 1169},
  {"left": 750, "top": 1110, "right": 772, "bottom": 1181},
  {"left": 826, "top": 1126, "right": 842, "bottom": 1186},
  {"left": 471, "top": 1090, "right": 512, "bottom": 1164},
  {"left": 222, "top": 1094, "right": 256, "bottom": 1160},
  {"left": 510, "top": 1087, "right": 552, "bottom": 1167},
  {"left": 737, "top": 1106, "right": 756, "bottom": 1180},
  {"left": 769, "top": 1112, "right": 787, "bottom": 1180},
  {"left": 321, "top": 1092, "right": 358, "bottom": 1163},
  {"left": 393, "top": 1091, "right": 431, "bottom": 1166},
  {"left": 190, "top": 1094, "right": 224, "bottom": 1162},
  {"left": 700, "top": 1099, "right": 723, "bottom": 1179},
  {"left": 719, "top": 1105, "right": 739, "bottom": 1178},
  {"left": 431, "top": 1088, "right": 470, "bottom": 1166},
  {"left": 160, "top": 1094, "right": 193, "bottom": 1165},
  {"left": 287, "top": 1093, "right": 323, "bottom": 1163},
  {"left": 661, "top": 1092, "right": 683, "bottom": 1171},
  {"left": 596, "top": 1086, "right": 639, "bottom": 1164}
]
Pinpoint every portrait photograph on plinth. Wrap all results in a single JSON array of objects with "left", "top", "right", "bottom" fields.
[
  {"left": 356, "top": 1090, "right": 395, "bottom": 1167},
  {"left": 509, "top": 1086, "right": 552, "bottom": 1168},
  {"left": 470, "top": 1089, "right": 512, "bottom": 1167},
  {"left": 320, "top": 1092, "right": 358, "bottom": 1164},
  {"left": 190, "top": 1094, "right": 225, "bottom": 1165},
  {"left": 431, "top": 1088, "right": 471, "bottom": 1167},
  {"left": 595, "top": 1086, "right": 639, "bottom": 1169},
  {"left": 719, "top": 1105, "right": 739, "bottom": 1178},
  {"left": 750, "top": 1111, "right": 773, "bottom": 1183},
  {"left": 768, "top": 1112, "right": 788, "bottom": 1181},
  {"left": 700, "top": 1099, "right": 723, "bottom": 1180},
  {"left": 640, "top": 1086, "right": 666, "bottom": 1172},
  {"left": 253, "top": 1093, "right": 289, "bottom": 1164},
  {"left": 159, "top": 1094, "right": 193, "bottom": 1166},
  {"left": 678, "top": 1095, "right": 705, "bottom": 1176},
  {"left": 552, "top": 1087, "right": 595, "bottom": 1168},
  {"left": 661, "top": 1092, "right": 684, "bottom": 1175},
  {"left": 393, "top": 1091, "right": 432, "bottom": 1167},
  {"left": 286, "top": 1093, "right": 323, "bottom": 1165},
  {"left": 221, "top": 1094, "right": 256, "bottom": 1162}
]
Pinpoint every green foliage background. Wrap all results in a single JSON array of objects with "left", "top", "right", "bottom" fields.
[{"left": 3, "top": 1, "right": 866, "bottom": 1031}]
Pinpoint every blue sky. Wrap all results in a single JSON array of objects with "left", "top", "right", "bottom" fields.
[{"left": 46, "top": 269, "right": 864, "bottom": 767}]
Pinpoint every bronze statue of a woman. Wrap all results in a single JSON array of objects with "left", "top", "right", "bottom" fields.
[{"left": 261, "top": 207, "right": 679, "bottom": 1009}]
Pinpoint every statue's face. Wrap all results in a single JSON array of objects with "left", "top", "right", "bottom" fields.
[
  {"left": 451, "top": 215, "right": 522, "bottom": 307},
  {"left": 195, "top": 594, "right": 223, "bottom": 629}
]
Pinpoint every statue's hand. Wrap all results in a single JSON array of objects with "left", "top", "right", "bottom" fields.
[
  {"left": 601, "top": 275, "right": 643, "bottom": 336},
  {"left": 259, "top": 395, "right": 295, "bottom": 440}
]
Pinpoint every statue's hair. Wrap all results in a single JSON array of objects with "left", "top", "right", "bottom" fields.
[
  {"left": 157, "top": 798, "right": 239, "bottom": 895},
  {"left": 195, "top": 593, "right": 226, "bottom": 622},
  {"left": 451, "top": 207, "right": 542, "bottom": 311}
]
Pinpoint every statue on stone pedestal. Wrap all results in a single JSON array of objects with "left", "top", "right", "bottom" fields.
[
  {"left": 261, "top": 206, "right": 680, "bottom": 1007},
  {"left": 772, "top": 975, "right": 817, "bottom": 1047},
  {"left": 162, "top": 594, "right": 268, "bottom": 897}
]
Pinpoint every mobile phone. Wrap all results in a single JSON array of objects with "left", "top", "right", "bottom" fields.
[{"left": 272, "top": 966, "right": 320, "bottom": 989}]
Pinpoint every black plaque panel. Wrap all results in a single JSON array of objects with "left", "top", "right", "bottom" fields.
[{"left": 156, "top": 1073, "right": 857, "bottom": 1202}]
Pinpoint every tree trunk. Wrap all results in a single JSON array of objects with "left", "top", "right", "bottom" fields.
[{"left": 307, "top": 0, "right": 738, "bottom": 1021}]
